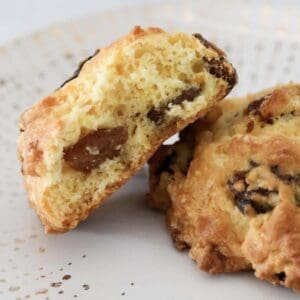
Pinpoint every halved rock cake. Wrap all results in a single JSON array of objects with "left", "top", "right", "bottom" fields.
[{"left": 18, "top": 26, "right": 236, "bottom": 232}]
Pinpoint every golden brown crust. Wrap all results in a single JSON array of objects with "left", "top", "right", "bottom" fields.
[
  {"left": 18, "top": 26, "right": 236, "bottom": 233},
  {"left": 148, "top": 83, "right": 300, "bottom": 292}
]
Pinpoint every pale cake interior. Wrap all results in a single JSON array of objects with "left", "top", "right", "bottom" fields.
[{"left": 30, "top": 32, "right": 233, "bottom": 228}]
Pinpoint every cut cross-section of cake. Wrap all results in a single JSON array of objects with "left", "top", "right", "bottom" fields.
[{"left": 18, "top": 26, "right": 237, "bottom": 233}]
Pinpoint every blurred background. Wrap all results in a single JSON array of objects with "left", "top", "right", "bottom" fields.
[{"left": 0, "top": 0, "right": 158, "bottom": 44}]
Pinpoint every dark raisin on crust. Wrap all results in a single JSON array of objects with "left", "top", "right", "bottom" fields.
[
  {"left": 227, "top": 163, "right": 278, "bottom": 215},
  {"left": 249, "top": 160, "right": 259, "bottom": 168},
  {"left": 271, "top": 165, "right": 300, "bottom": 206},
  {"left": 229, "top": 170, "right": 248, "bottom": 183},
  {"left": 245, "top": 95, "right": 299, "bottom": 123},
  {"left": 244, "top": 96, "right": 267, "bottom": 116},
  {"left": 203, "top": 57, "right": 237, "bottom": 93},
  {"left": 227, "top": 170, "right": 249, "bottom": 213},
  {"left": 234, "top": 196, "right": 252, "bottom": 214},
  {"left": 251, "top": 187, "right": 273, "bottom": 196},
  {"left": 60, "top": 49, "right": 100, "bottom": 88},
  {"left": 229, "top": 189, "right": 274, "bottom": 214},
  {"left": 250, "top": 200, "right": 274, "bottom": 214},
  {"left": 276, "top": 272, "right": 286, "bottom": 282},
  {"left": 265, "top": 118, "right": 274, "bottom": 124},
  {"left": 271, "top": 165, "right": 300, "bottom": 184},
  {"left": 147, "top": 87, "right": 202, "bottom": 125},
  {"left": 228, "top": 184, "right": 275, "bottom": 214},
  {"left": 64, "top": 126, "right": 128, "bottom": 172},
  {"left": 193, "top": 33, "right": 225, "bottom": 56},
  {"left": 244, "top": 94, "right": 274, "bottom": 124}
]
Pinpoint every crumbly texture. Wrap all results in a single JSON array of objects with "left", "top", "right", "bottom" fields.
[
  {"left": 148, "top": 83, "right": 300, "bottom": 292},
  {"left": 18, "top": 26, "right": 236, "bottom": 233}
]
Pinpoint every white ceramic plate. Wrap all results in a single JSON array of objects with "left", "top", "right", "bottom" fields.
[{"left": 0, "top": 1, "right": 299, "bottom": 299}]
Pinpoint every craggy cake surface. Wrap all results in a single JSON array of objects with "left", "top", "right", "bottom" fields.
[
  {"left": 148, "top": 83, "right": 300, "bottom": 292},
  {"left": 18, "top": 26, "right": 236, "bottom": 233}
]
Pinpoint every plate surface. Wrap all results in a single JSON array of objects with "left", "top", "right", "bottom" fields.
[{"left": 0, "top": 0, "right": 299, "bottom": 299}]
